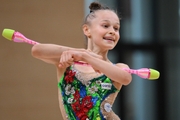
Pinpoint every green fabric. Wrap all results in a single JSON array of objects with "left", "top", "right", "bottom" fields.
[{"left": 58, "top": 67, "right": 119, "bottom": 120}]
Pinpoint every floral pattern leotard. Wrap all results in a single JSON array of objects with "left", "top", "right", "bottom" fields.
[{"left": 58, "top": 66, "right": 119, "bottom": 120}]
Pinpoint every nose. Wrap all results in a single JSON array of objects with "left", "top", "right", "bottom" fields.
[
  {"left": 109, "top": 27, "right": 115, "bottom": 35},
  {"left": 109, "top": 31, "right": 115, "bottom": 35}
]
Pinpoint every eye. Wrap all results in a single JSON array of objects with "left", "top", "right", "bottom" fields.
[
  {"left": 114, "top": 26, "right": 119, "bottom": 31},
  {"left": 102, "top": 24, "right": 109, "bottom": 28}
]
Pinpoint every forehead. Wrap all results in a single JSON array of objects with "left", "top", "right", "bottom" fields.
[{"left": 93, "top": 10, "right": 119, "bottom": 24}]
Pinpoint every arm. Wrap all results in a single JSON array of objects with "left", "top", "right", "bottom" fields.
[
  {"left": 60, "top": 50, "right": 132, "bottom": 85},
  {"left": 81, "top": 52, "right": 132, "bottom": 85},
  {"left": 85, "top": 56, "right": 132, "bottom": 85},
  {"left": 31, "top": 43, "right": 78, "bottom": 65}
]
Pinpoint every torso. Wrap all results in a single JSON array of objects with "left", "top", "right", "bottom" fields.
[{"left": 56, "top": 64, "right": 122, "bottom": 120}]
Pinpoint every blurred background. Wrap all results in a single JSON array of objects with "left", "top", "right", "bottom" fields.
[{"left": 0, "top": 0, "right": 179, "bottom": 120}]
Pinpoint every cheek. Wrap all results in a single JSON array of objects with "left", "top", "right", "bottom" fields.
[
  {"left": 92, "top": 31, "right": 104, "bottom": 39},
  {"left": 116, "top": 32, "right": 120, "bottom": 40}
]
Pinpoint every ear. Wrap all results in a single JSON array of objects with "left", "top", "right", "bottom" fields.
[{"left": 82, "top": 24, "right": 91, "bottom": 38}]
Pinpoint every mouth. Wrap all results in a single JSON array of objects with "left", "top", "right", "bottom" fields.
[{"left": 103, "top": 37, "right": 115, "bottom": 42}]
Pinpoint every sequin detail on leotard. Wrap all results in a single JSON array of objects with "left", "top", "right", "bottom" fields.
[{"left": 58, "top": 67, "right": 119, "bottom": 120}]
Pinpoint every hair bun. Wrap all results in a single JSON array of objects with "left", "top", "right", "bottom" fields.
[{"left": 89, "top": 2, "right": 102, "bottom": 12}]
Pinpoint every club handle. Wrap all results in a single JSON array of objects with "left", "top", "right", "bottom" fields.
[{"left": 13, "top": 32, "right": 39, "bottom": 45}]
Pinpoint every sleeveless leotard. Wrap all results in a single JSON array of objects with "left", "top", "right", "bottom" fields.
[{"left": 58, "top": 66, "right": 119, "bottom": 120}]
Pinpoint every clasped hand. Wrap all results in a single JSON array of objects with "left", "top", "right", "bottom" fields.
[{"left": 58, "top": 49, "right": 102, "bottom": 69}]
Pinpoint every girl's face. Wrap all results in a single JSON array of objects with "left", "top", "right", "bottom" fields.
[{"left": 88, "top": 10, "right": 120, "bottom": 50}]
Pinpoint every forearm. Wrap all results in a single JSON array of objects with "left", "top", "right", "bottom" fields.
[
  {"left": 82, "top": 53, "right": 132, "bottom": 85},
  {"left": 31, "top": 44, "right": 87, "bottom": 65},
  {"left": 31, "top": 44, "right": 74, "bottom": 58}
]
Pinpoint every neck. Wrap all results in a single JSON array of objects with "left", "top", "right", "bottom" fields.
[
  {"left": 88, "top": 47, "right": 109, "bottom": 61},
  {"left": 87, "top": 39, "right": 109, "bottom": 61}
]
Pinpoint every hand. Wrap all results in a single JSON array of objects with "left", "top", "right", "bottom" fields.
[
  {"left": 58, "top": 49, "right": 103, "bottom": 70},
  {"left": 59, "top": 50, "right": 74, "bottom": 68},
  {"left": 59, "top": 50, "right": 83, "bottom": 68}
]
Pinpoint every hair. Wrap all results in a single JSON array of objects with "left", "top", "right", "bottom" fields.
[{"left": 84, "top": 2, "right": 120, "bottom": 25}]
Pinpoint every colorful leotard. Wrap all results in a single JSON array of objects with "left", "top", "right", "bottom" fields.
[{"left": 58, "top": 66, "right": 119, "bottom": 120}]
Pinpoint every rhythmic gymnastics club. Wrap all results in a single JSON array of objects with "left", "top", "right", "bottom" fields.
[
  {"left": 2, "top": 28, "right": 160, "bottom": 80},
  {"left": 123, "top": 68, "right": 159, "bottom": 80},
  {"left": 2, "top": 28, "right": 39, "bottom": 45}
]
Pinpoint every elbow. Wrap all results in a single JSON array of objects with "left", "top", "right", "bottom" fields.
[
  {"left": 31, "top": 44, "right": 41, "bottom": 58},
  {"left": 123, "top": 74, "right": 132, "bottom": 86}
]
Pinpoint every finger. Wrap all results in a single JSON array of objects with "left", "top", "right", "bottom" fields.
[
  {"left": 59, "top": 51, "right": 74, "bottom": 68},
  {"left": 62, "top": 51, "right": 69, "bottom": 66},
  {"left": 59, "top": 56, "right": 64, "bottom": 67},
  {"left": 66, "top": 52, "right": 73, "bottom": 62},
  {"left": 59, "top": 61, "right": 71, "bottom": 68},
  {"left": 59, "top": 52, "right": 66, "bottom": 68},
  {"left": 58, "top": 63, "right": 63, "bottom": 68}
]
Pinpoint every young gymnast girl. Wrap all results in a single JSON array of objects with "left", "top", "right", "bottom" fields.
[{"left": 31, "top": 2, "right": 132, "bottom": 120}]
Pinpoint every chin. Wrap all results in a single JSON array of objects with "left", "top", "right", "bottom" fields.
[
  {"left": 103, "top": 43, "right": 117, "bottom": 50},
  {"left": 104, "top": 46, "right": 115, "bottom": 50}
]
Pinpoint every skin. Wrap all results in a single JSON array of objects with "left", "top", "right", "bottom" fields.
[{"left": 31, "top": 10, "right": 132, "bottom": 120}]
